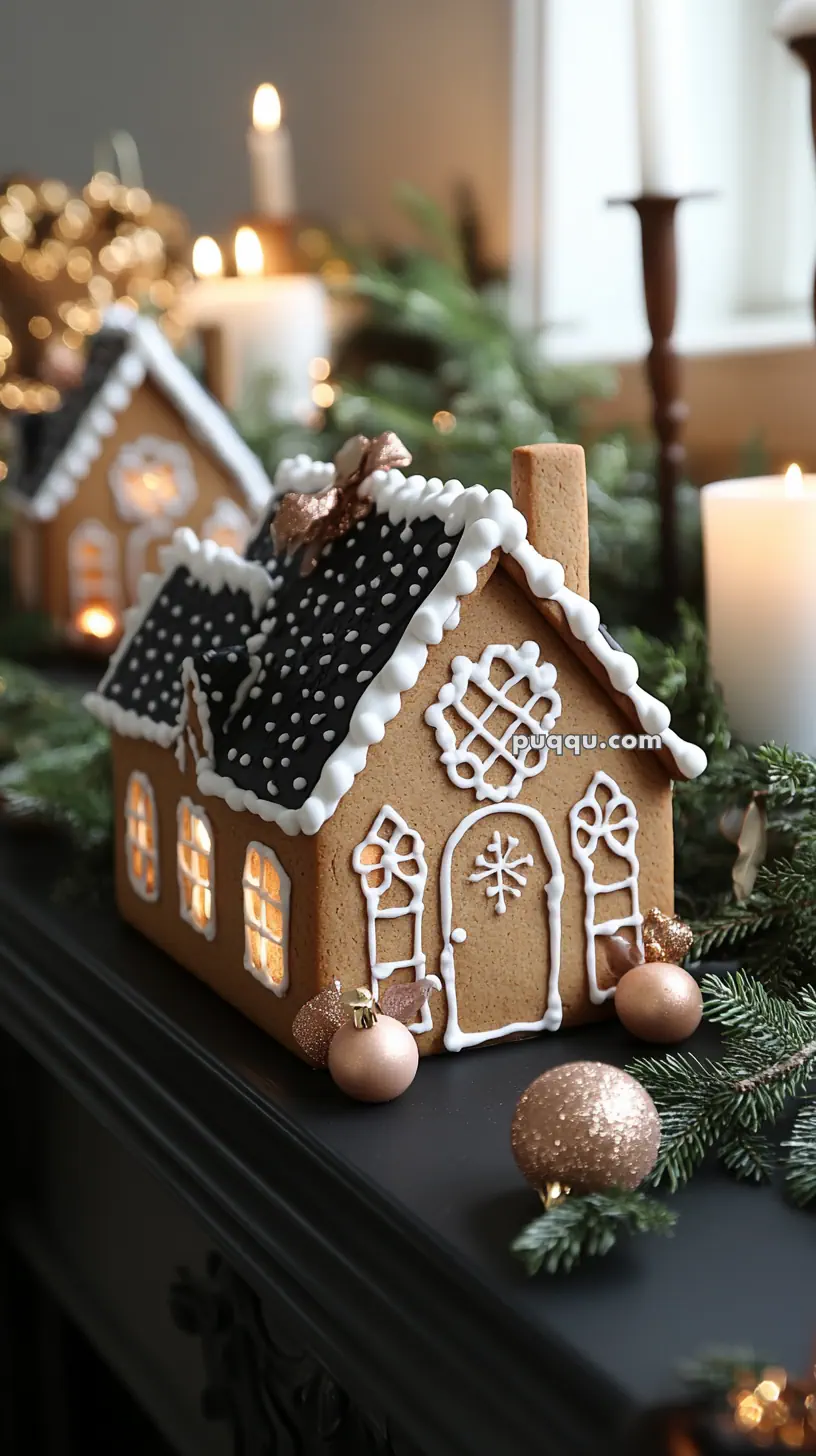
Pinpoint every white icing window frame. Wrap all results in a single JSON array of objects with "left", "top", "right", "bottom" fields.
[
  {"left": 176, "top": 796, "right": 216, "bottom": 940},
  {"left": 352, "top": 804, "right": 433, "bottom": 1034},
  {"left": 569, "top": 770, "right": 643, "bottom": 1006},
  {"left": 109, "top": 435, "right": 198, "bottom": 524},
  {"left": 202, "top": 497, "right": 252, "bottom": 555},
  {"left": 68, "top": 519, "right": 121, "bottom": 615},
  {"left": 425, "top": 641, "right": 561, "bottom": 804},
  {"left": 242, "top": 840, "right": 291, "bottom": 996},
  {"left": 124, "top": 770, "right": 159, "bottom": 903}
]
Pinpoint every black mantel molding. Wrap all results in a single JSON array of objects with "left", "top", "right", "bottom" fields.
[{"left": 1, "top": 832, "right": 815, "bottom": 1456}]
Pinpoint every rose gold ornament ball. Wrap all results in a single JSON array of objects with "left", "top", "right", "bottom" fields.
[
  {"left": 615, "top": 963, "right": 703, "bottom": 1044},
  {"left": 511, "top": 1062, "right": 661, "bottom": 1194},
  {"left": 327, "top": 1017, "right": 419, "bottom": 1103}
]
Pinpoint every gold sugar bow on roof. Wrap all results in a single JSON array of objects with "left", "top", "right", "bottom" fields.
[{"left": 272, "top": 431, "right": 412, "bottom": 575}]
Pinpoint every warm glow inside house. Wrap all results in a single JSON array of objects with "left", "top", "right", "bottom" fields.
[
  {"left": 85, "top": 442, "right": 707, "bottom": 1060},
  {"left": 5, "top": 307, "right": 272, "bottom": 648}
]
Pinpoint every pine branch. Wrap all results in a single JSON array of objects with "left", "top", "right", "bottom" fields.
[
  {"left": 784, "top": 1099, "right": 816, "bottom": 1206},
  {"left": 510, "top": 1190, "right": 676, "bottom": 1276},
  {"left": 631, "top": 974, "right": 816, "bottom": 1191}
]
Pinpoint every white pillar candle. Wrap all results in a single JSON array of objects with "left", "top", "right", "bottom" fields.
[
  {"left": 774, "top": 0, "right": 816, "bottom": 40},
  {"left": 179, "top": 272, "right": 329, "bottom": 419},
  {"left": 701, "top": 467, "right": 816, "bottom": 752},
  {"left": 247, "top": 83, "right": 295, "bottom": 220},
  {"left": 633, "top": 0, "right": 692, "bottom": 194}
]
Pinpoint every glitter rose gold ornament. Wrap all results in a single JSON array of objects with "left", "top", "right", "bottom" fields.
[
  {"left": 510, "top": 1062, "right": 661, "bottom": 1201},
  {"left": 642, "top": 906, "right": 694, "bottom": 964},
  {"left": 273, "top": 431, "right": 412, "bottom": 574},
  {"left": 614, "top": 962, "right": 703, "bottom": 1043},
  {"left": 327, "top": 987, "right": 418, "bottom": 1103}
]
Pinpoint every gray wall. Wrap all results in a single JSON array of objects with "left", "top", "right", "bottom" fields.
[{"left": 0, "top": 0, "right": 510, "bottom": 259}]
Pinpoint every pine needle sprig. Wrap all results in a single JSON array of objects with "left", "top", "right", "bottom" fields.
[
  {"left": 784, "top": 1099, "right": 816, "bottom": 1206},
  {"left": 510, "top": 1190, "right": 677, "bottom": 1275},
  {"left": 631, "top": 974, "right": 816, "bottom": 1192}
]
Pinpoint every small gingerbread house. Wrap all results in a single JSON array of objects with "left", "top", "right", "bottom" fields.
[
  {"left": 84, "top": 440, "right": 706, "bottom": 1059},
  {"left": 4, "top": 307, "right": 271, "bottom": 647}
]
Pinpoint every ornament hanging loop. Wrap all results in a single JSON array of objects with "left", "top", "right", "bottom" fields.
[
  {"left": 341, "top": 986, "right": 381, "bottom": 1030},
  {"left": 539, "top": 1180, "right": 572, "bottom": 1211}
]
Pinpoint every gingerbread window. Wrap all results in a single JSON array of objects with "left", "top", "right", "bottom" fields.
[
  {"left": 242, "top": 843, "right": 290, "bottom": 994},
  {"left": 125, "top": 772, "right": 159, "bottom": 903},
  {"left": 110, "top": 437, "right": 197, "bottom": 522},
  {"left": 176, "top": 798, "right": 215, "bottom": 939},
  {"left": 68, "top": 520, "right": 121, "bottom": 637},
  {"left": 202, "top": 498, "right": 252, "bottom": 555}
]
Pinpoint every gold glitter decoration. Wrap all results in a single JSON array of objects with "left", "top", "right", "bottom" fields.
[
  {"left": 291, "top": 981, "right": 347, "bottom": 1067},
  {"left": 642, "top": 906, "right": 694, "bottom": 964},
  {"left": 510, "top": 1061, "right": 661, "bottom": 1194},
  {"left": 272, "top": 431, "right": 412, "bottom": 574}
]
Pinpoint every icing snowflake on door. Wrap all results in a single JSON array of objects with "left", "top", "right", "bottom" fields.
[
  {"left": 569, "top": 771, "right": 643, "bottom": 1005},
  {"left": 469, "top": 831, "right": 533, "bottom": 914},
  {"left": 352, "top": 805, "right": 435, "bottom": 1033},
  {"left": 424, "top": 641, "right": 561, "bottom": 803}
]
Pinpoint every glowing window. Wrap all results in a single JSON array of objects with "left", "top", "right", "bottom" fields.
[
  {"left": 110, "top": 436, "right": 197, "bottom": 522},
  {"left": 68, "top": 519, "right": 121, "bottom": 625},
  {"left": 202, "top": 497, "right": 252, "bottom": 555},
  {"left": 242, "top": 842, "right": 290, "bottom": 995},
  {"left": 125, "top": 772, "right": 159, "bottom": 902},
  {"left": 177, "top": 798, "right": 215, "bottom": 939}
]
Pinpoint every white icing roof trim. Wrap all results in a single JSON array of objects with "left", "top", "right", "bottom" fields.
[
  {"left": 192, "top": 468, "right": 706, "bottom": 837},
  {"left": 27, "top": 310, "right": 272, "bottom": 522},
  {"left": 274, "top": 454, "right": 336, "bottom": 497},
  {"left": 83, "top": 528, "right": 272, "bottom": 743}
]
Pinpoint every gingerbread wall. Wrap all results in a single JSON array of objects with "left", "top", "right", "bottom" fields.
[
  {"left": 41, "top": 378, "right": 257, "bottom": 629},
  {"left": 318, "top": 563, "right": 674, "bottom": 1056},
  {"left": 111, "top": 563, "right": 674, "bottom": 1063}
]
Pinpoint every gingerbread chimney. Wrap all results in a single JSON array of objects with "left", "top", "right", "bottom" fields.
[{"left": 510, "top": 443, "right": 590, "bottom": 598}]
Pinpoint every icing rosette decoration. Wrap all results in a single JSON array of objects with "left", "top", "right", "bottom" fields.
[
  {"left": 272, "top": 431, "right": 412, "bottom": 575},
  {"left": 613, "top": 906, "right": 702, "bottom": 1044},
  {"left": 292, "top": 978, "right": 435, "bottom": 1101}
]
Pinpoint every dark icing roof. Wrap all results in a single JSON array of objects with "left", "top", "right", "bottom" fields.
[
  {"left": 98, "top": 558, "right": 269, "bottom": 734},
  {"left": 194, "top": 500, "right": 463, "bottom": 812},
  {"left": 7, "top": 328, "right": 130, "bottom": 501}
]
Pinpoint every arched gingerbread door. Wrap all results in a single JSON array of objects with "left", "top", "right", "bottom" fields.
[{"left": 439, "top": 804, "right": 564, "bottom": 1052}]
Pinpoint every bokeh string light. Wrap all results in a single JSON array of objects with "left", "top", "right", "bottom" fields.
[{"left": 0, "top": 169, "right": 192, "bottom": 411}]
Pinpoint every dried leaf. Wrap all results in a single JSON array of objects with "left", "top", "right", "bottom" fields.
[
  {"left": 292, "top": 981, "right": 347, "bottom": 1067},
  {"left": 732, "top": 798, "right": 768, "bottom": 904},
  {"left": 380, "top": 979, "right": 436, "bottom": 1026}
]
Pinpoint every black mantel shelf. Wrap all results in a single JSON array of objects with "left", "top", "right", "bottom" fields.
[{"left": 0, "top": 831, "right": 813, "bottom": 1456}]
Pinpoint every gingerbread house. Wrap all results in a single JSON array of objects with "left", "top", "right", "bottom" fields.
[
  {"left": 84, "top": 440, "right": 707, "bottom": 1059},
  {"left": 4, "top": 307, "right": 271, "bottom": 647}
]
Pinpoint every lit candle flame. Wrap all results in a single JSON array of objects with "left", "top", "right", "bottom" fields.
[
  {"left": 234, "top": 225, "right": 264, "bottom": 277},
  {"left": 252, "top": 83, "right": 282, "bottom": 133},
  {"left": 785, "top": 463, "right": 804, "bottom": 496},
  {"left": 192, "top": 235, "right": 224, "bottom": 279},
  {"left": 76, "top": 604, "right": 118, "bottom": 640}
]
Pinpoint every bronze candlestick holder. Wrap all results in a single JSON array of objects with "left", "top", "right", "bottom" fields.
[{"left": 611, "top": 193, "right": 694, "bottom": 617}]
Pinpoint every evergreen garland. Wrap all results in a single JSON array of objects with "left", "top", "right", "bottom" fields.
[{"left": 511, "top": 1190, "right": 677, "bottom": 1275}]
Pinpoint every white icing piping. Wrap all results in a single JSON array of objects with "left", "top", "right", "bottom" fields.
[
  {"left": 351, "top": 804, "right": 435, "bottom": 1035},
  {"left": 569, "top": 770, "right": 643, "bottom": 1006},
  {"left": 83, "top": 529, "right": 272, "bottom": 741},
  {"left": 26, "top": 312, "right": 272, "bottom": 521},
  {"left": 274, "top": 454, "right": 336, "bottom": 497},
  {"left": 89, "top": 464, "right": 707, "bottom": 838}
]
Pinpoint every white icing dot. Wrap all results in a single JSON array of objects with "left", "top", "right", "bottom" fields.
[
  {"left": 228, "top": 748, "right": 237, "bottom": 761},
  {"left": 267, "top": 781, "right": 278, "bottom": 796},
  {"left": 228, "top": 652, "right": 238, "bottom": 663},
  {"left": 355, "top": 585, "right": 366, "bottom": 597},
  {"left": 192, "top": 636, "right": 201, "bottom": 648},
  {"left": 357, "top": 670, "right": 373, "bottom": 682},
  {"left": 360, "top": 643, "right": 371, "bottom": 654},
  {"left": 334, "top": 695, "right": 344, "bottom": 708},
  {"left": 299, "top": 665, "right": 309, "bottom": 674},
  {"left": 212, "top": 691, "right": 223, "bottom": 702},
  {"left": 346, "top": 630, "right": 359, "bottom": 642},
  {"left": 319, "top": 654, "right": 331, "bottom": 665},
  {"left": 333, "top": 601, "right": 345, "bottom": 614},
  {"left": 378, "top": 623, "right": 390, "bottom": 634},
  {"left": 292, "top": 735, "right": 305, "bottom": 749},
  {"left": 310, "top": 714, "right": 324, "bottom": 725},
  {"left": 413, "top": 543, "right": 423, "bottom": 556},
  {"left": 418, "top": 566, "right": 429, "bottom": 578},
  {"left": 355, "top": 555, "right": 366, "bottom": 569},
  {"left": 438, "top": 542, "right": 453, "bottom": 558},
  {"left": 322, "top": 633, "right": 334, "bottom": 644},
  {"left": 272, "top": 692, "right": 282, "bottom": 704},
  {"left": 286, "top": 612, "right": 296, "bottom": 623},
  {"left": 314, "top": 691, "right": 325, "bottom": 701},
  {"left": 265, "top": 721, "right": 275, "bottom": 731},
  {"left": 355, "top": 607, "right": 365, "bottom": 616},
  {"left": 242, "top": 715, "right": 252, "bottom": 729},
  {"left": 239, "top": 753, "right": 251, "bottom": 766},
  {"left": 279, "top": 733, "right": 289, "bottom": 743},
  {"left": 293, "top": 776, "right": 306, "bottom": 791},
  {"left": 263, "top": 756, "right": 272, "bottom": 768},
  {"left": 171, "top": 604, "right": 182, "bottom": 616},
  {"left": 226, "top": 613, "right": 235, "bottom": 623},
  {"left": 409, "top": 583, "right": 421, "bottom": 596},
  {"left": 250, "top": 687, "right": 262, "bottom": 698},
  {"left": 382, "top": 592, "right": 396, "bottom": 606},
  {"left": 281, "top": 756, "right": 290, "bottom": 767},
  {"left": 212, "top": 636, "right": 222, "bottom": 647},
  {"left": 324, "top": 729, "right": 336, "bottom": 742},
  {"left": 400, "top": 526, "right": 413, "bottom": 542},
  {"left": 383, "top": 550, "right": 393, "bottom": 563},
  {"left": 391, "top": 563, "right": 403, "bottom": 577},
  {"left": 285, "top": 647, "right": 295, "bottom": 658},
  {"left": 291, "top": 712, "right": 301, "bottom": 723},
  {"left": 381, "top": 524, "right": 390, "bottom": 538},
  {"left": 280, "top": 665, "right": 291, "bottom": 677},
  {"left": 317, "top": 594, "right": 328, "bottom": 605},
  {"left": 338, "top": 663, "right": 349, "bottom": 674},
  {"left": 371, "top": 576, "right": 381, "bottom": 588}
]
